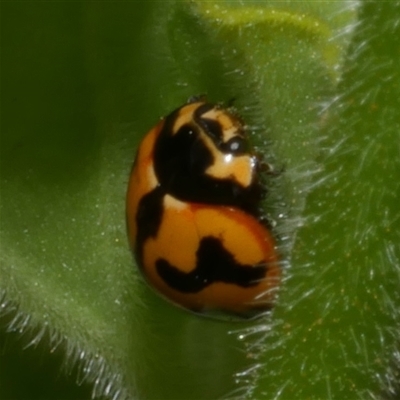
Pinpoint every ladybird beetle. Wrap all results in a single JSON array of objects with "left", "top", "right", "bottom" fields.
[{"left": 126, "top": 100, "right": 280, "bottom": 319}]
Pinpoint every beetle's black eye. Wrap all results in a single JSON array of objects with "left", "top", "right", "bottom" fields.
[{"left": 222, "top": 137, "right": 248, "bottom": 155}]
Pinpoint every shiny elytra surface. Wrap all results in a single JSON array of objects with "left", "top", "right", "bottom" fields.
[{"left": 126, "top": 102, "right": 280, "bottom": 318}]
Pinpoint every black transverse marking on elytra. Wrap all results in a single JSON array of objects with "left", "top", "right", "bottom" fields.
[
  {"left": 156, "top": 236, "right": 267, "bottom": 293},
  {"left": 154, "top": 113, "right": 264, "bottom": 217},
  {"left": 135, "top": 186, "right": 164, "bottom": 267}
]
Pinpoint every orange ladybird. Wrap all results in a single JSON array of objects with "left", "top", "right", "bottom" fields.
[{"left": 126, "top": 100, "right": 280, "bottom": 319}]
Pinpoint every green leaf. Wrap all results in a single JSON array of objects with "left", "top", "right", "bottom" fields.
[
  {"left": 4, "top": 1, "right": 395, "bottom": 399},
  {"left": 251, "top": 1, "right": 400, "bottom": 398}
]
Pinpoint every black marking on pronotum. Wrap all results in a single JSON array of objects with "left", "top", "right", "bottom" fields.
[
  {"left": 155, "top": 236, "right": 267, "bottom": 293},
  {"left": 194, "top": 103, "right": 248, "bottom": 155},
  {"left": 153, "top": 106, "right": 264, "bottom": 216}
]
